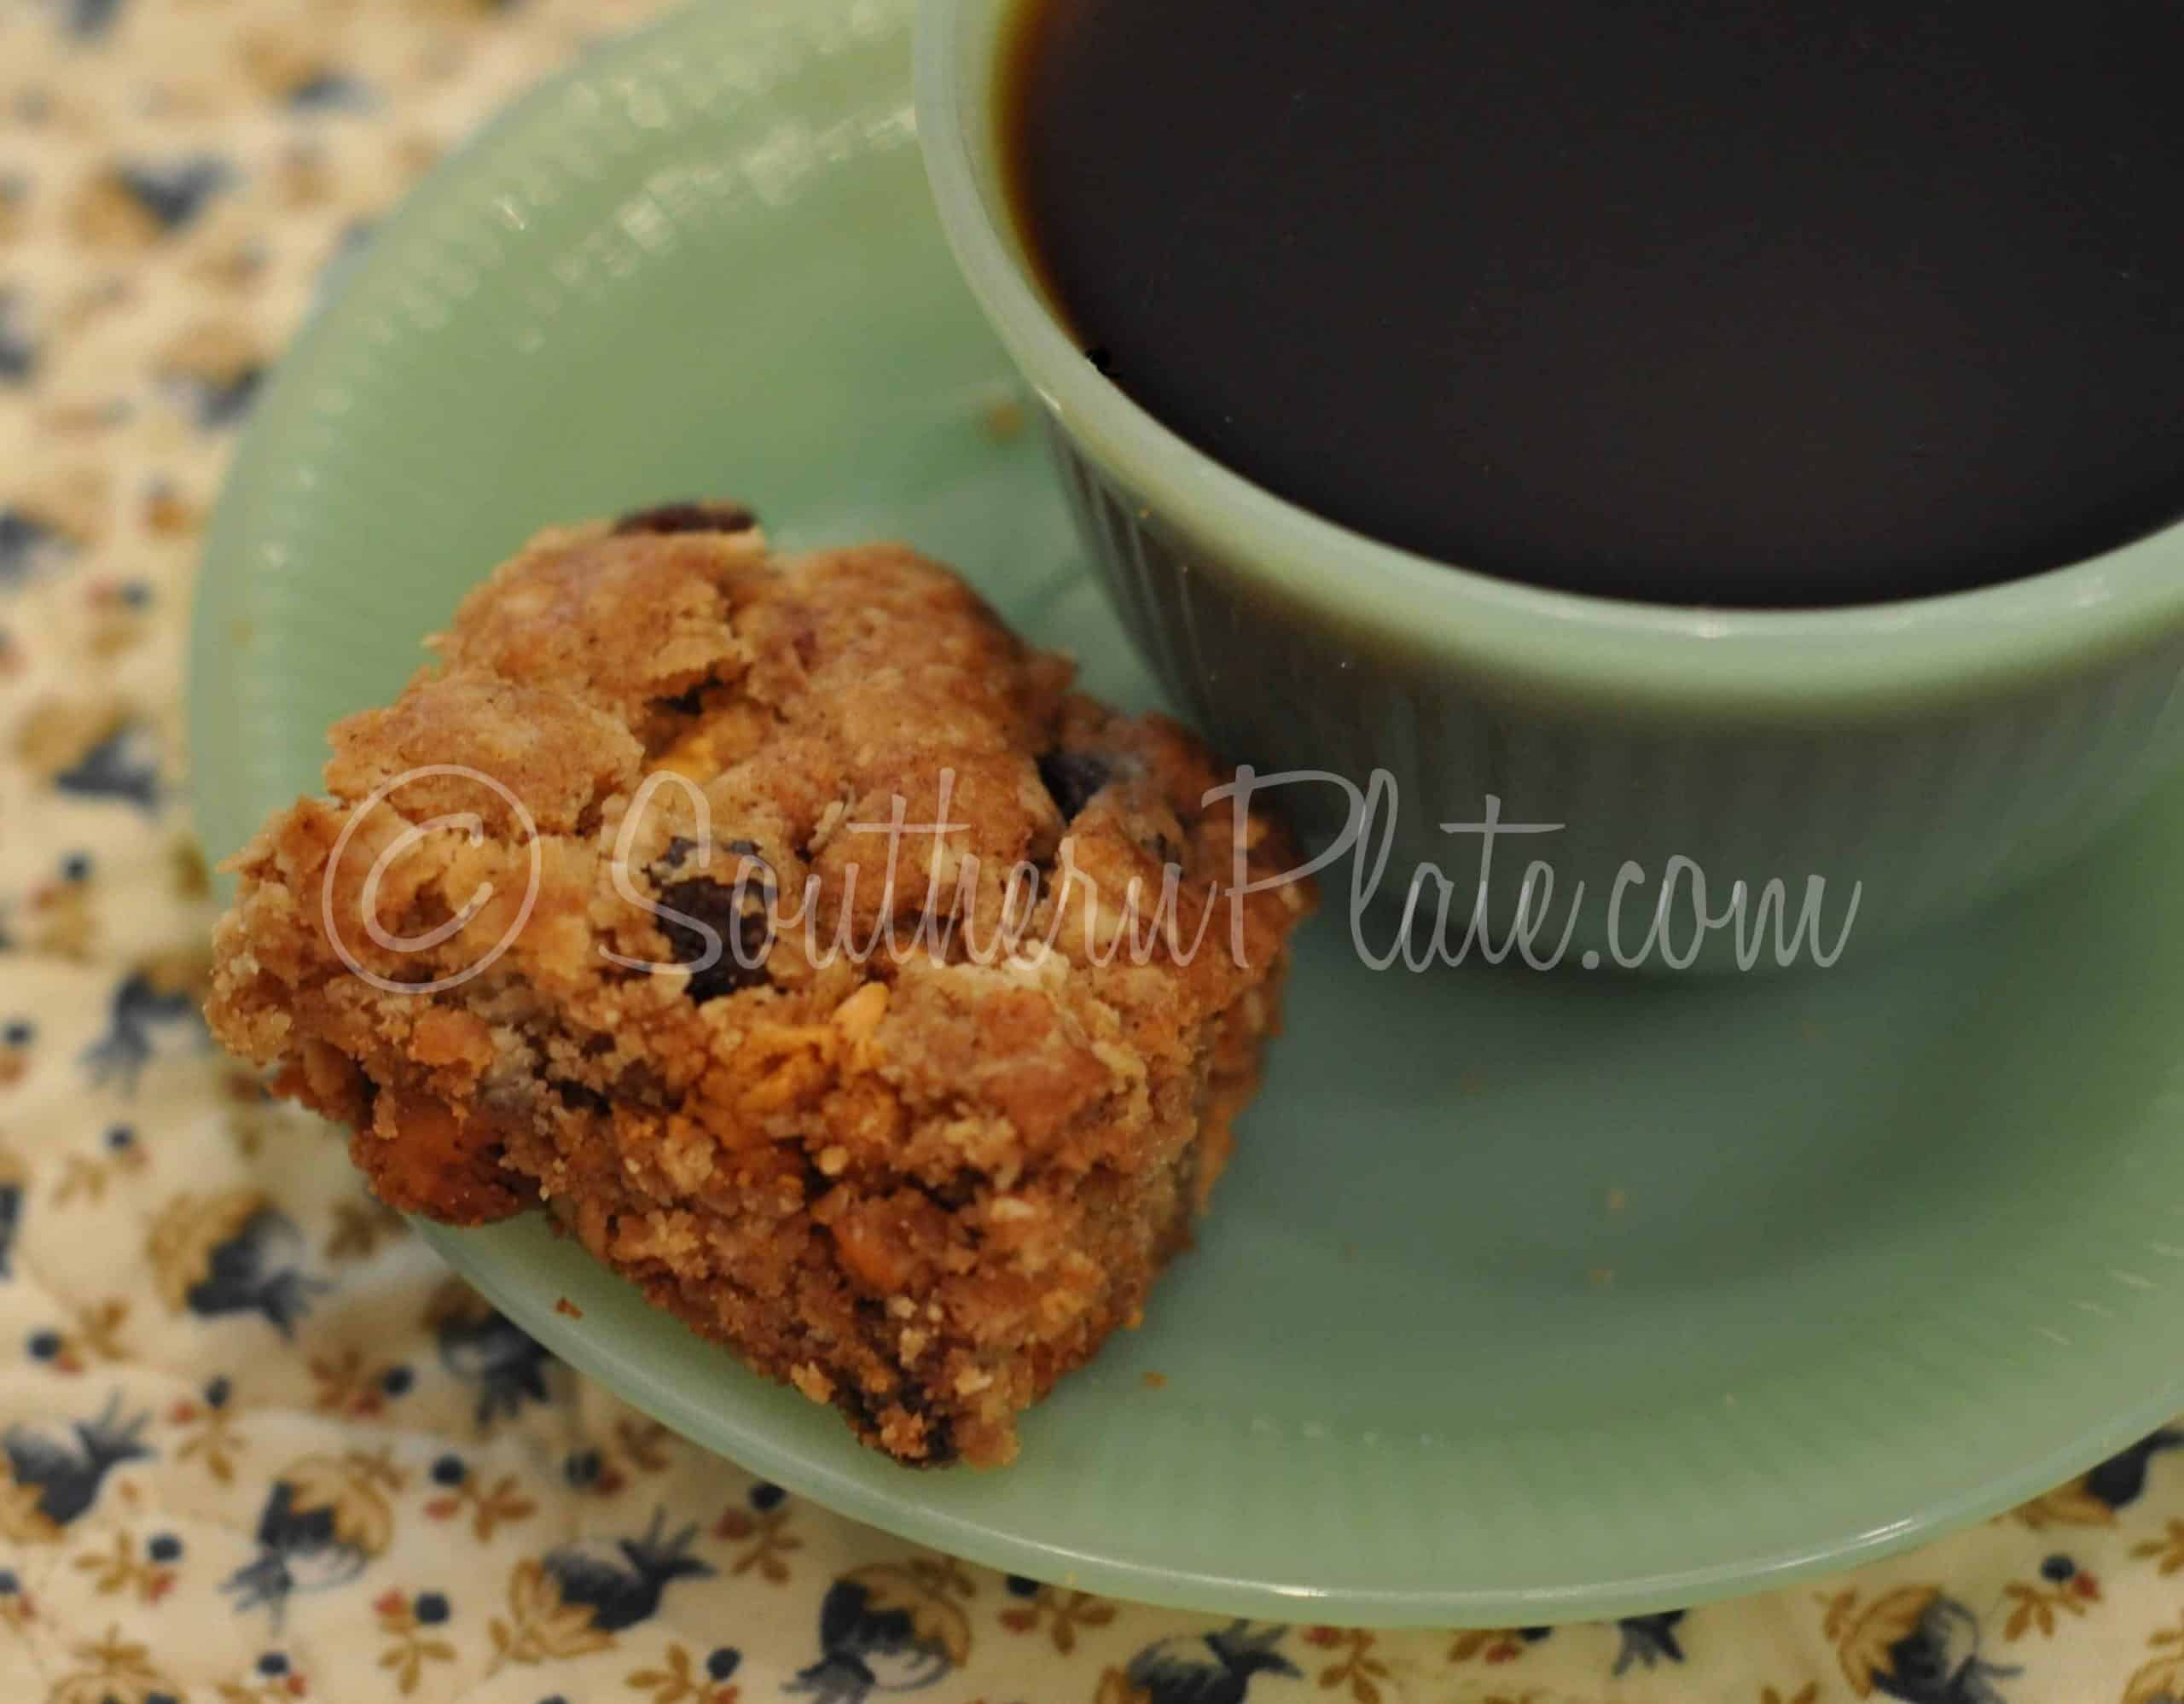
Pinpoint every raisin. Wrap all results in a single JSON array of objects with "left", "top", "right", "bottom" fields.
[
  {"left": 831, "top": 1381, "right": 959, "bottom": 1468},
  {"left": 549, "top": 1079, "right": 609, "bottom": 1115},
  {"left": 611, "top": 500, "right": 758, "bottom": 537},
  {"left": 918, "top": 1413, "right": 958, "bottom": 1468},
  {"left": 656, "top": 877, "right": 772, "bottom": 1002},
  {"left": 1037, "top": 750, "right": 1112, "bottom": 820},
  {"left": 653, "top": 835, "right": 764, "bottom": 876}
]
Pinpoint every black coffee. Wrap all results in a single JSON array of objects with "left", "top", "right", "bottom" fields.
[{"left": 1002, "top": 0, "right": 2184, "bottom": 607}]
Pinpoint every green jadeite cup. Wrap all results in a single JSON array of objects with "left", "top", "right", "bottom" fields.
[{"left": 916, "top": 0, "right": 2184, "bottom": 967}]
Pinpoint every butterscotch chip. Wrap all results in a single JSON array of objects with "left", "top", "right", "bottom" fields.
[{"left": 206, "top": 507, "right": 1314, "bottom": 1466}]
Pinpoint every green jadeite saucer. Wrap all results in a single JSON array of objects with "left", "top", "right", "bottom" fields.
[{"left": 188, "top": 0, "right": 2184, "bottom": 1625}]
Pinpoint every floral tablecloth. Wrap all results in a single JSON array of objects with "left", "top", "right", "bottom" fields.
[{"left": 2, "top": 2, "right": 2181, "bottom": 1699}]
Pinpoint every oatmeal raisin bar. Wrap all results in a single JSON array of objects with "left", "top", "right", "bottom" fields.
[{"left": 206, "top": 503, "right": 1313, "bottom": 1466}]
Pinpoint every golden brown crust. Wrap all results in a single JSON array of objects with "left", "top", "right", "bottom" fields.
[{"left": 206, "top": 509, "right": 1314, "bottom": 1466}]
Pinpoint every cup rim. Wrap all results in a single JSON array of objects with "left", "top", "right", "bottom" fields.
[{"left": 914, "top": 0, "right": 2184, "bottom": 711}]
